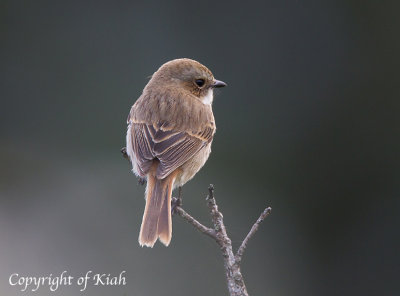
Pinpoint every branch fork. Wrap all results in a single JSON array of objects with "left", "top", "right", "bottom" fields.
[
  {"left": 174, "top": 185, "right": 272, "bottom": 296},
  {"left": 121, "top": 148, "right": 271, "bottom": 295}
]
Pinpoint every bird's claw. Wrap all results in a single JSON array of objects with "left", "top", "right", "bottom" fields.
[
  {"left": 138, "top": 178, "right": 146, "bottom": 186},
  {"left": 171, "top": 196, "right": 182, "bottom": 215},
  {"left": 121, "top": 147, "right": 129, "bottom": 160}
]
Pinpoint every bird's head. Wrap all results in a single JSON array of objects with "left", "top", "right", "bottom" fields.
[{"left": 147, "top": 58, "right": 226, "bottom": 105}]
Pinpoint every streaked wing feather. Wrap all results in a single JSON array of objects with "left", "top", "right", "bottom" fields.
[
  {"left": 156, "top": 137, "right": 204, "bottom": 179},
  {"left": 153, "top": 133, "right": 186, "bottom": 154},
  {"left": 132, "top": 124, "right": 154, "bottom": 176},
  {"left": 130, "top": 122, "right": 210, "bottom": 178}
]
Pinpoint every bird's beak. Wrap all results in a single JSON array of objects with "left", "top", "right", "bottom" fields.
[{"left": 212, "top": 80, "right": 227, "bottom": 88}]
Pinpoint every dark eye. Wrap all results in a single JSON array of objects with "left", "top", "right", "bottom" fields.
[{"left": 195, "top": 79, "right": 205, "bottom": 87}]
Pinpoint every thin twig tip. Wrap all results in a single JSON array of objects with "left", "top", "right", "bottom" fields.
[{"left": 206, "top": 184, "right": 215, "bottom": 200}]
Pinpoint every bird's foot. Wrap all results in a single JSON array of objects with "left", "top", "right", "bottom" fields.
[
  {"left": 171, "top": 196, "right": 182, "bottom": 215},
  {"left": 171, "top": 187, "right": 183, "bottom": 215},
  {"left": 121, "top": 147, "right": 129, "bottom": 160}
]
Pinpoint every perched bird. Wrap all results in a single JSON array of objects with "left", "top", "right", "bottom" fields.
[{"left": 125, "top": 58, "right": 226, "bottom": 247}]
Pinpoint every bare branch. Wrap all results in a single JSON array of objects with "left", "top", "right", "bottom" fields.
[
  {"left": 205, "top": 185, "right": 226, "bottom": 242},
  {"left": 235, "top": 207, "right": 272, "bottom": 264},
  {"left": 121, "top": 142, "right": 271, "bottom": 295},
  {"left": 173, "top": 184, "right": 271, "bottom": 296},
  {"left": 174, "top": 205, "right": 218, "bottom": 240}
]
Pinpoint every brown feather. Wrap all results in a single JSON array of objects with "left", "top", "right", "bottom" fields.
[
  {"left": 129, "top": 88, "right": 215, "bottom": 134},
  {"left": 130, "top": 122, "right": 212, "bottom": 179},
  {"left": 138, "top": 166, "right": 161, "bottom": 247},
  {"left": 126, "top": 58, "right": 224, "bottom": 247},
  {"left": 157, "top": 170, "right": 179, "bottom": 246},
  {"left": 138, "top": 165, "right": 178, "bottom": 247}
]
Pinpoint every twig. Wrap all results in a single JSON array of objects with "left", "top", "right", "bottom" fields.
[
  {"left": 235, "top": 207, "right": 272, "bottom": 264},
  {"left": 120, "top": 147, "right": 271, "bottom": 294},
  {"left": 173, "top": 205, "right": 217, "bottom": 240},
  {"left": 173, "top": 184, "right": 271, "bottom": 296}
]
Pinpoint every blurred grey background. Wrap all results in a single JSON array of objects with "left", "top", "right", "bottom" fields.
[{"left": 1, "top": 1, "right": 399, "bottom": 295}]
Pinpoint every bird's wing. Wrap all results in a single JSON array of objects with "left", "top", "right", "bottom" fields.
[{"left": 129, "top": 121, "right": 214, "bottom": 179}]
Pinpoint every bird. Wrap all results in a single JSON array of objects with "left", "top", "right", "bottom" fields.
[{"left": 125, "top": 58, "right": 226, "bottom": 247}]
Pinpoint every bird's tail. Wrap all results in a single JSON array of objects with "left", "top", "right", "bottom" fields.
[{"left": 139, "top": 166, "right": 178, "bottom": 247}]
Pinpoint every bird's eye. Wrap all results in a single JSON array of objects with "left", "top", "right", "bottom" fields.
[{"left": 195, "top": 79, "right": 205, "bottom": 87}]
